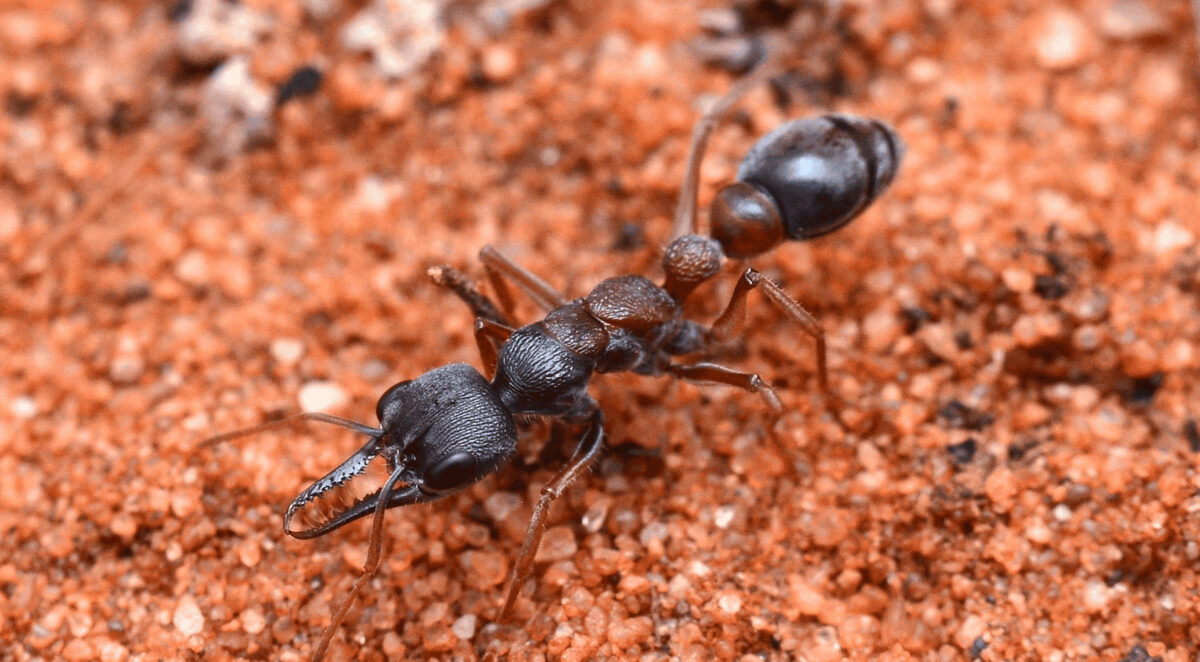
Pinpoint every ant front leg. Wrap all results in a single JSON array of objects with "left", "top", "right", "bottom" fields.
[
  {"left": 710, "top": 268, "right": 830, "bottom": 397},
  {"left": 428, "top": 264, "right": 512, "bottom": 326},
  {"left": 427, "top": 266, "right": 515, "bottom": 377},
  {"left": 501, "top": 408, "right": 605, "bottom": 619},
  {"left": 479, "top": 245, "right": 567, "bottom": 319}
]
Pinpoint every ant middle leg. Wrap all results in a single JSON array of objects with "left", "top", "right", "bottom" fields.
[
  {"left": 501, "top": 407, "right": 605, "bottom": 619},
  {"left": 710, "top": 268, "right": 829, "bottom": 396},
  {"left": 479, "top": 245, "right": 567, "bottom": 318},
  {"left": 666, "top": 361, "right": 783, "bottom": 412}
]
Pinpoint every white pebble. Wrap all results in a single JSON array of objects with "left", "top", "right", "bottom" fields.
[
  {"left": 713, "top": 506, "right": 736, "bottom": 529},
  {"left": 299, "top": 381, "right": 347, "bottom": 412},
  {"left": 172, "top": 595, "right": 205, "bottom": 637},
  {"left": 269, "top": 338, "right": 305, "bottom": 366},
  {"left": 10, "top": 395, "right": 37, "bottom": 419},
  {"left": 451, "top": 614, "right": 477, "bottom": 640}
]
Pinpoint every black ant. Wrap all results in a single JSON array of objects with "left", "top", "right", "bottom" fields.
[{"left": 203, "top": 61, "right": 903, "bottom": 660}]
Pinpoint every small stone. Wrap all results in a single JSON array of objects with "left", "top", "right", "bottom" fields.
[
  {"left": 451, "top": 614, "right": 476, "bottom": 640},
  {"left": 1001, "top": 268, "right": 1034, "bottom": 293},
  {"left": 108, "top": 353, "right": 145, "bottom": 384},
  {"left": 110, "top": 513, "right": 137, "bottom": 541},
  {"left": 638, "top": 521, "right": 668, "bottom": 546},
  {"left": 1151, "top": 221, "right": 1194, "bottom": 256},
  {"left": 862, "top": 308, "right": 902, "bottom": 352},
  {"left": 1083, "top": 579, "right": 1110, "bottom": 612},
  {"left": 175, "top": 249, "right": 211, "bottom": 286},
  {"left": 985, "top": 466, "right": 1018, "bottom": 511},
  {"left": 607, "top": 616, "right": 653, "bottom": 650},
  {"left": 534, "top": 525, "right": 577, "bottom": 562},
  {"left": 96, "top": 639, "right": 129, "bottom": 662},
  {"left": 10, "top": 395, "right": 37, "bottom": 419},
  {"left": 236, "top": 538, "right": 261, "bottom": 567},
  {"left": 713, "top": 505, "right": 736, "bottom": 529},
  {"left": 481, "top": 44, "right": 519, "bottom": 82},
  {"left": 381, "top": 630, "right": 405, "bottom": 657},
  {"left": 717, "top": 591, "right": 742, "bottom": 615},
  {"left": 1100, "top": 0, "right": 1168, "bottom": 40},
  {"left": 269, "top": 338, "right": 305, "bottom": 366},
  {"left": 809, "top": 508, "right": 851, "bottom": 547},
  {"left": 483, "top": 491, "right": 521, "bottom": 521},
  {"left": 62, "top": 639, "right": 95, "bottom": 662},
  {"left": 1031, "top": 9, "right": 1093, "bottom": 70},
  {"left": 240, "top": 607, "right": 265, "bottom": 634},
  {"left": 789, "top": 576, "right": 826, "bottom": 616},
  {"left": 173, "top": 595, "right": 205, "bottom": 637},
  {"left": 459, "top": 550, "right": 508, "bottom": 589},
  {"left": 955, "top": 614, "right": 987, "bottom": 649},
  {"left": 298, "top": 381, "right": 347, "bottom": 412}
]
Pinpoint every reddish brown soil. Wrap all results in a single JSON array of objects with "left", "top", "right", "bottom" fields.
[{"left": 2, "top": 0, "right": 1199, "bottom": 660}]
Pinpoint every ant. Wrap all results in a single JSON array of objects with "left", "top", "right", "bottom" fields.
[{"left": 202, "top": 60, "right": 903, "bottom": 660}]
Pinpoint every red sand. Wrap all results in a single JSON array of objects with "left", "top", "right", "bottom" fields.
[{"left": 2, "top": 0, "right": 1198, "bottom": 660}]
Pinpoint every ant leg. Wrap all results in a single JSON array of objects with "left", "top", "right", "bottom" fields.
[
  {"left": 501, "top": 409, "right": 605, "bottom": 619},
  {"left": 312, "top": 465, "right": 406, "bottom": 662},
  {"left": 428, "top": 264, "right": 512, "bottom": 326},
  {"left": 666, "top": 361, "right": 782, "bottom": 412},
  {"left": 672, "top": 56, "right": 783, "bottom": 239},
  {"left": 710, "top": 268, "right": 829, "bottom": 395},
  {"left": 479, "top": 244, "right": 567, "bottom": 317},
  {"left": 475, "top": 318, "right": 513, "bottom": 379}
]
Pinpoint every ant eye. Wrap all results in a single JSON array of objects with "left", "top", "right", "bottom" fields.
[{"left": 422, "top": 452, "right": 480, "bottom": 494}]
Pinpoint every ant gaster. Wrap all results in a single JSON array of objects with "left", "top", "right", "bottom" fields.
[{"left": 204, "top": 62, "right": 903, "bottom": 660}]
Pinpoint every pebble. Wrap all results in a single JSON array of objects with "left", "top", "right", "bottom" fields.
[
  {"left": 236, "top": 538, "right": 262, "bottom": 567},
  {"left": 985, "top": 467, "right": 1018, "bottom": 510},
  {"left": 534, "top": 525, "right": 577, "bottom": 562},
  {"left": 340, "top": 0, "right": 446, "bottom": 79},
  {"left": 240, "top": 607, "right": 265, "bottom": 634},
  {"left": 174, "top": 250, "right": 211, "bottom": 286},
  {"left": 483, "top": 491, "right": 521, "bottom": 521},
  {"left": 10, "top": 395, "right": 38, "bottom": 419},
  {"left": 717, "top": 591, "right": 742, "bottom": 615},
  {"left": 459, "top": 549, "right": 508, "bottom": 589},
  {"left": 298, "top": 381, "right": 347, "bottom": 412},
  {"left": 1031, "top": 9, "right": 1093, "bottom": 70},
  {"left": 1083, "top": 579, "right": 1110, "bottom": 612},
  {"left": 269, "top": 338, "right": 305, "bottom": 366},
  {"left": 862, "top": 308, "right": 902, "bottom": 353},
  {"left": 481, "top": 44, "right": 519, "bottom": 82},
  {"left": 172, "top": 595, "right": 205, "bottom": 637},
  {"left": 955, "top": 614, "right": 987, "bottom": 649},
  {"left": 451, "top": 614, "right": 477, "bottom": 640},
  {"left": 1100, "top": 0, "right": 1168, "bottom": 40},
  {"left": 607, "top": 616, "right": 653, "bottom": 650}
]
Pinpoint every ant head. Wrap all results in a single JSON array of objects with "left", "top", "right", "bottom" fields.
[
  {"left": 284, "top": 363, "right": 516, "bottom": 538},
  {"left": 711, "top": 114, "right": 904, "bottom": 258}
]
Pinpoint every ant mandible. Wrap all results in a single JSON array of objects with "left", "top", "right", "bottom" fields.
[{"left": 203, "top": 59, "right": 903, "bottom": 660}]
